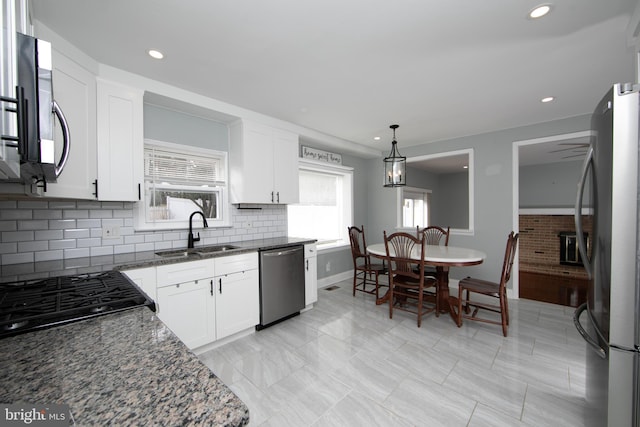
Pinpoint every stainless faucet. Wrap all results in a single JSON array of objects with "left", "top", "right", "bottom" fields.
[{"left": 188, "top": 211, "right": 209, "bottom": 248}]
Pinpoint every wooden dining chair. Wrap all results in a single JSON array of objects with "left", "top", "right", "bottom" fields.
[
  {"left": 416, "top": 226, "right": 450, "bottom": 276},
  {"left": 416, "top": 226, "right": 450, "bottom": 246},
  {"left": 454, "top": 231, "right": 519, "bottom": 337},
  {"left": 383, "top": 231, "right": 438, "bottom": 327},
  {"left": 348, "top": 225, "right": 387, "bottom": 300}
]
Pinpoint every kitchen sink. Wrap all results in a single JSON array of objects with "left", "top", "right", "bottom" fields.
[
  {"left": 194, "top": 244, "right": 240, "bottom": 253},
  {"left": 155, "top": 245, "right": 240, "bottom": 258},
  {"left": 154, "top": 249, "right": 199, "bottom": 258}
]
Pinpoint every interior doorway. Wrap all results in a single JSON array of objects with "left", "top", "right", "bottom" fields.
[{"left": 512, "top": 130, "right": 593, "bottom": 306}]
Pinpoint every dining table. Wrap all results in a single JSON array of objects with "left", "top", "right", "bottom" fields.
[{"left": 367, "top": 243, "right": 487, "bottom": 324}]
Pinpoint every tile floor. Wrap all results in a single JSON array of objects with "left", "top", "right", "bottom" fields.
[{"left": 197, "top": 281, "right": 591, "bottom": 426}]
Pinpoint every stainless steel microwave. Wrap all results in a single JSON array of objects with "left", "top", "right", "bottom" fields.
[{"left": 0, "top": 27, "right": 70, "bottom": 184}]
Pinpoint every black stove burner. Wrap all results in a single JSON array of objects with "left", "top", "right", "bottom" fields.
[{"left": 0, "top": 271, "right": 155, "bottom": 339}]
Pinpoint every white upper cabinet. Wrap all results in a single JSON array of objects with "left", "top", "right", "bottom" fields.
[
  {"left": 229, "top": 119, "right": 299, "bottom": 204},
  {"left": 42, "top": 50, "right": 97, "bottom": 199},
  {"left": 96, "top": 78, "right": 143, "bottom": 201}
]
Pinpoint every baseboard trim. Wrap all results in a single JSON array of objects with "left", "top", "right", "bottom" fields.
[{"left": 318, "top": 270, "right": 352, "bottom": 289}]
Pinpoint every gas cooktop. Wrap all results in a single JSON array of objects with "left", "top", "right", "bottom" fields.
[{"left": 0, "top": 271, "right": 155, "bottom": 339}]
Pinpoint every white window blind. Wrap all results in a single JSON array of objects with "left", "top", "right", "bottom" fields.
[{"left": 144, "top": 146, "right": 224, "bottom": 185}]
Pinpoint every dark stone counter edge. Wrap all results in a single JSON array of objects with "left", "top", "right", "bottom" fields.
[{"left": 1, "top": 237, "right": 317, "bottom": 282}]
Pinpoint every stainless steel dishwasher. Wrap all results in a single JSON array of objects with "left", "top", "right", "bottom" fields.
[{"left": 257, "top": 245, "right": 305, "bottom": 329}]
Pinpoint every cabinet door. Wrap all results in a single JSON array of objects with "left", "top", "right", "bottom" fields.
[
  {"left": 241, "top": 123, "right": 274, "bottom": 203},
  {"left": 157, "top": 279, "right": 215, "bottom": 349},
  {"left": 215, "top": 269, "right": 259, "bottom": 340},
  {"left": 272, "top": 130, "right": 299, "bottom": 204},
  {"left": 121, "top": 267, "right": 156, "bottom": 303},
  {"left": 304, "top": 244, "right": 318, "bottom": 305},
  {"left": 43, "top": 51, "right": 97, "bottom": 199},
  {"left": 96, "top": 78, "right": 143, "bottom": 201}
]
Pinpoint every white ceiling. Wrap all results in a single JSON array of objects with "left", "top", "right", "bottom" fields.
[{"left": 30, "top": 0, "right": 639, "bottom": 167}]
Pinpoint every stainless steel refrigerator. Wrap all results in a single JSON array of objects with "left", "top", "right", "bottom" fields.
[{"left": 574, "top": 82, "right": 640, "bottom": 427}]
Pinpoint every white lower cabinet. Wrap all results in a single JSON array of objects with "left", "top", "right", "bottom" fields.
[
  {"left": 156, "top": 278, "right": 216, "bottom": 349},
  {"left": 214, "top": 252, "right": 259, "bottom": 340},
  {"left": 156, "top": 259, "right": 215, "bottom": 349},
  {"left": 154, "top": 253, "right": 259, "bottom": 349},
  {"left": 215, "top": 269, "right": 259, "bottom": 339},
  {"left": 304, "top": 243, "right": 318, "bottom": 306}
]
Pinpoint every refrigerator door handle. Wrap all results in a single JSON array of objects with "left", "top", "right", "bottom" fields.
[
  {"left": 575, "top": 145, "right": 594, "bottom": 279},
  {"left": 574, "top": 302, "right": 607, "bottom": 359}
]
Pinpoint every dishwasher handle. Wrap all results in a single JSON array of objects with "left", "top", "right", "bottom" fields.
[{"left": 261, "top": 247, "right": 302, "bottom": 258}]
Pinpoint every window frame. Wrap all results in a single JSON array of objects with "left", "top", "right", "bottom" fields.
[
  {"left": 134, "top": 138, "right": 231, "bottom": 231},
  {"left": 398, "top": 186, "right": 433, "bottom": 229},
  {"left": 397, "top": 148, "right": 474, "bottom": 235},
  {"left": 287, "top": 159, "right": 354, "bottom": 250}
]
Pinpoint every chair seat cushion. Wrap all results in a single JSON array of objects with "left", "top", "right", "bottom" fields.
[{"left": 459, "top": 277, "right": 500, "bottom": 295}]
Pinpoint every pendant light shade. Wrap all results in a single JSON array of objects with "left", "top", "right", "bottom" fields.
[{"left": 383, "top": 124, "right": 406, "bottom": 187}]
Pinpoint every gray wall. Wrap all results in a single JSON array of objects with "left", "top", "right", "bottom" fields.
[
  {"left": 144, "top": 104, "right": 229, "bottom": 151},
  {"left": 364, "top": 114, "right": 592, "bottom": 285},
  {"left": 432, "top": 171, "right": 469, "bottom": 229},
  {"left": 519, "top": 160, "right": 584, "bottom": 208}
]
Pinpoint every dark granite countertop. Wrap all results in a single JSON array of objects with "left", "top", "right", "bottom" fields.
[
  {"left": 0, "top": 307, "right": 249, "bottom": 426},
  {"left": 0, "top": 237, "right": 316, "bottom": 282}
]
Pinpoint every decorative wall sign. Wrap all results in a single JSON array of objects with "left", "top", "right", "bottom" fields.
[{"left": 301, "top": 146, "right": 342, "bottom": 164}]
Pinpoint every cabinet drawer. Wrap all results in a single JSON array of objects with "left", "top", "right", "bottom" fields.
[
  {"left": 214, "top": 252, "right": 258, "bottom": 276},
  {"left": 305, "top": 243, "right": 317, "bottom": 257},
  {"left": 157, "top": 259, "right": 214, "bottom": 287}
]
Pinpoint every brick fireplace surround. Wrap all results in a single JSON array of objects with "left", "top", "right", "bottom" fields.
[
  {"left": 519, "top": 214, "right": 592, "bottom": 279},
  {"left": 518, "top": 214, "right": 592, "bottom": 307}
]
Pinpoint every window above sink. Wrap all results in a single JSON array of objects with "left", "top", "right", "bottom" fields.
[{"left": 134, "top": 139, "right": 230, "bottom": 231}]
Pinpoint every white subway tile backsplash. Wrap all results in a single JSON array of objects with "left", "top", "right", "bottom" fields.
[
  {"left": 0, "top": 201, "right": 17, "bottom": 209},
  {"left": 114, "top": 244, "right": 135, "bottom": 254},
  {"left": 33, "top": 209, "right": 62, "bottom": 220},
  {"left": 1, "top": 210, "right": 33, "bottom": 220},
  {"left": 63, "top": 210, "right": 89, "bottom": 219},
  {"left": 89, "top": 210, "right": 113, "bottom": 219},
  {"left": 2, "top": 230, "right": 34, "bottom": 242},
  {"left": 17, "top": 200, "right": 48, "bottom": 209},
  {"left": 64, "top": 248, "right": 91, "bottom": 259},
  {"left": 90, "top": 246, "right": 114, "bottom": 257},
  {"left": 77, "top": 238, "right": 102, "bottom": 248},
  {"left": 48, "top": 219, "right": 77, "bottom": 230},
  {"left": 0, "top": 221, "right": 17, "bottom": 231},
  {"left": 35, "top": 230, "right": 63, "bottom": 241},
  {"left": 64, "top": 229, "right": 91, "bottom": 239},
  {"left": 49, "top": 201, "right": 77, "bottom": 209},
  {"left": 18, "top": 241, "right": 48, "bottom": 252},
  {"left": 76, "top": 219, "right": 102, "bottom": 228},
  {"left": 134, "top": 242, "right": 154, "bottom": 252},
  {"left": 3, "top": 252, "right": 34, "bottom": 264},
  {"left": 0, "top": 242, "right": 17, "bottom": 254},
  {"left": 0, "top": 201, "right": 287, "bottom": 265},
  {"left": 49, "top": 239, "right": 77, "bottom": 250},
  {"left": 34, "top": 250, "right": 64, "bottom": 262},
  {"left": 18, "top": 220, "right": 49, "bottom": 231}
]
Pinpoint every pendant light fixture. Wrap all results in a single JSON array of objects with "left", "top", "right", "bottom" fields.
[{"left": 383, "top": 124, "right": 406, "bottom": 187}]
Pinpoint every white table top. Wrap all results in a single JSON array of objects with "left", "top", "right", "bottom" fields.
[{"left": 367, "top": 243, "right": 486, "bottom": 265}]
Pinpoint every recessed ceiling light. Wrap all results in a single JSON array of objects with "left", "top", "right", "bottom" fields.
[
  {"left": 463, "top": 165, "right": 468, "bottom": 169},
  {"left": 529, "top": 4, "right": 552, "bottom": 19},
  {"left": 374, "top": 136, "right": 381, "bottom": 141},
  {"left": 148, "top": 49, "right": 164, "bottom": 59},
  {"left": 541, "top": 96, "right": 555, "bottom": 103}
]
